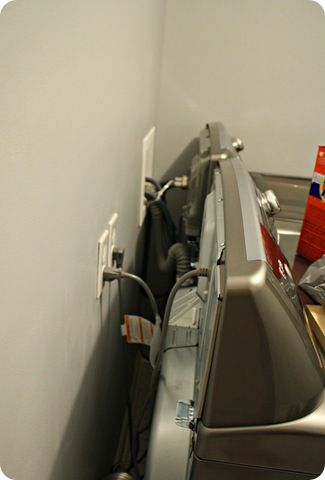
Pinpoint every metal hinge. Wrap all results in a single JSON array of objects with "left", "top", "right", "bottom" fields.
[{"left": 175, "top": 400, "right": 195, "bottom": 430}]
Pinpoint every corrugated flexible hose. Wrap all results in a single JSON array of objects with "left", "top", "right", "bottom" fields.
[{"left": 149, "top": 201, "right": 190, "bottom": 277}]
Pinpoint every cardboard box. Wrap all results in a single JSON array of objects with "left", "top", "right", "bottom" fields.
[
  {"left": 297, "top": 146, "right": 325, "bottom": 262},
  {"left": 304, "top": 304, "right": 325, "bottom": 354}
]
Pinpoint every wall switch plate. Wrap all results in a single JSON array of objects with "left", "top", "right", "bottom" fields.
[
  {"left": 96, "top": 229, "right": 109, "bottom": 299},
  {"left": 139, "top": 126, "right": 156, "bottom": 227},
  {"left": 107, "top": 213, "right": 118, "bottom": 268}
]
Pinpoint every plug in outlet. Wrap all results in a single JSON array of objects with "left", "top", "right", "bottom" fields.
[
  {"left": 95, "top": 213, "right": 118, "bottom": 299},
  {"left": 107, "top": 213, "right": 118, "bottom": 268},
  {"left": 96, "top": 229, "right": 109, "bottom": 299},
  {"left": 139, "top": 126, "right": 156, "bottom": 227}
]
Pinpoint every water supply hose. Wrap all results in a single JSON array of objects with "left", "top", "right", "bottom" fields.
[{"left": 149, "top": 201, "right": 191, "bottom": 277}]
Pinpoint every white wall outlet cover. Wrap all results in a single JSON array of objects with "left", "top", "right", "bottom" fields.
[
  {"left": 96, "top": 229, "right": 109, "bottom": 299},
  {"left": 107, "top": 213, "right": 118, "bottom": 268},
  {"left": 311, "top": 0, "right": 325, "bottom": 13},
  {"left": 0, "top": 466, "right": 13, "bottom": 480},
  {"left": 139, "top": 126, "right": 156, "bottom": 227}
]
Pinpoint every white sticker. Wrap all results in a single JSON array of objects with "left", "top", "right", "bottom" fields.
[{"left": 121, "top": 315, "right": 154, "bottom": 346}]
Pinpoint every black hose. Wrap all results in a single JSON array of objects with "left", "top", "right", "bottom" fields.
[
  {"left": 167, "top": 243, "right": 191, "bottom": 277},
  {"left": 145, "top": 176, "right": 161, "bottom": 191},
  {"left": 149, "top": 201, "right": 190, "bottom": 277},
  {"left": 157, "top": 199, "right": 176, "bottom": 244}
]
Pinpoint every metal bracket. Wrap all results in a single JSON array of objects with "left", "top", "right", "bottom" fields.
[{"left": 175, "top": 399, "right": 195, "bottom": 430}]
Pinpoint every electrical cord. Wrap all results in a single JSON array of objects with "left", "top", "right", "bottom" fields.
[
  {"left": 154, "top": 268, "right": 209, "bottom": 372},
  {"left": 133, "top": 449, "right": 147, "bottom": 468},
  {"left": 133, "top": 268, "right": 210, "bottom": 463},
  {"left": 117, "top": 277, "right": 124, "bottom": 325},
  {"left": 127, "top": 396, "right": 141, "bottom": 480},
  {"left": 120, "top": 271, "right": 159, "bottom": 321},
  {"left": 112, "top": 278, "right": 149, "bottom": 480},
  {"left": 163, "top": 343, "right": 198, "bottom": 353},
  {"left": 103, "top": 269, "right": 159, "bottom": 321},
  {"left": 103, "top": 267, "right": 209, "bottom": 478},
  {"left": 104, "top": 267, "right": 161, "bottom": 368}
]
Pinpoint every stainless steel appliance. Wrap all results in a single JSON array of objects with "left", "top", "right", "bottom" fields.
[{"left": 145, "top": 123, "right": 325, "bottom": 480}]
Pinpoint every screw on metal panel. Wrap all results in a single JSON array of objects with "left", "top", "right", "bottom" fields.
[
  {"left": 232, "top": 137, "right": 244, "bottom": 152},
  {"left": 264, "top": 190, "right": 281, "bottom": 216}
]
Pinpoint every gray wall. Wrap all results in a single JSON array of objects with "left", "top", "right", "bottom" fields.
[
  {"left": 154, "top": 0, "right": 325, "bottom": 179},
  {"left": 0, "top": 1, "right": 165, "bottom": 479}
]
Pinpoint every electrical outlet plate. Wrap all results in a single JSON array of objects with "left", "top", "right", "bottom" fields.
[
  {"left": 107, "top": 213, "right": 118, "bottom": 268},
  {"left": 96, "top": 229, "right": 109, "bottom": 299},
  {"left": 96, "top": 213, "right": 119, "bottom": 299},
  {"left": 139, "top": 126, "right": 156, "bottom": 227}
]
